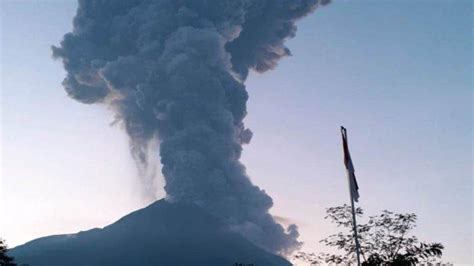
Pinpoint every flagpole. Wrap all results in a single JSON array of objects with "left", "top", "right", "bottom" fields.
[
  {"left": 348, "top": 180, "right": 361, "bottom": 266},
  {"left": 341, "top": 127, "right": 362, "bottom": 266}
]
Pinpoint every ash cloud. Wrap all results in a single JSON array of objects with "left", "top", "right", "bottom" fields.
[{"left": 53, "top": 0, "right": 326, "bottom": 255}]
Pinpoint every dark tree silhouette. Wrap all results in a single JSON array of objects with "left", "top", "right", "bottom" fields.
[
  {"left": 0, "top": 238, "right": 17, "bottom": 266},
  {"left": 295, "top": 205, "right": 443, "bottom": 265}
]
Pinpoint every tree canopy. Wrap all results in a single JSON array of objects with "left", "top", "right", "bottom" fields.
[
  {"left": 0, "top": 238, "right": 17, "bottom": 266},
  {"left": 295, "top": 205, "right": 444, "bottom": 265}
]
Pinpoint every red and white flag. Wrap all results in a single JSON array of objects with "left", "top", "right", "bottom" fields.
[{"left": 341, "top": 126, "right": 359, "bottom": 202}]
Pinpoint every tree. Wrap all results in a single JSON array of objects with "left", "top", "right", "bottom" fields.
[
  {"left": 0, "top": 238, "right": 17, "bottom": 266},
  {"left": 295, "top": 205, "right": 443, "bottom": 265}
]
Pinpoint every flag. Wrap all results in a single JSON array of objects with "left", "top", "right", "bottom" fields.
[{"left": 341, "top": 126, "right": 359, "bottom": 202}]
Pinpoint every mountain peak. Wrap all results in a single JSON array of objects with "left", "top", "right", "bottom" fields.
[{"left": 10, "top": 200, "right": 292, "bottom": 266}]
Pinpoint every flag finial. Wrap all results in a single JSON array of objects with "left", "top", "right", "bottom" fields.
[{"left": 341, "top": 126, "right": 347, "bottom": 138}]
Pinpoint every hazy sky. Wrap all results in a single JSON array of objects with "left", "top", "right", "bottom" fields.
[{"left": 1, "top": 0, "right": 472, "bottom": 265}]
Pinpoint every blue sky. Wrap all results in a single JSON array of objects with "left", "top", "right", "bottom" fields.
[{"left": 1, "top": 0, "right": 472, "bottom": 264}]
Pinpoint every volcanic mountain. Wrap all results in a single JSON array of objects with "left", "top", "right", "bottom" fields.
[{"left": 10, "top": 200, "right": 292, "bottom": 266}]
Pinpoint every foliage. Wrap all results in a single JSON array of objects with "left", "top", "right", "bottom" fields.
[
  {"left": 295, "top": 205, "right": 443, "bottom": 265},
  {"left": 0, "top": 238, "right": 16, "bottom": 266}
]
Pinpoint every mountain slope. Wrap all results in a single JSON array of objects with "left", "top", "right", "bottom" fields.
[{"left": 10, "top": 200, "right": 292, "bottom": 266}]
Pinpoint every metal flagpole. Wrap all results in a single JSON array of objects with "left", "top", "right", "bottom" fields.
[
  {"left": 348, "top": 182, "right": 361, "bottom": 266},
  {"left": 341, "top": 127, "right": 361, "bottom": 266}
]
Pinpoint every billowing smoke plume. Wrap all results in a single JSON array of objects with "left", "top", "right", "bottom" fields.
[{"left": 53, "top": 0, "right": 327, "bottom": 255}]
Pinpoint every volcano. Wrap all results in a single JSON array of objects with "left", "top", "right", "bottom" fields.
[{"left": 9, "top": 200, "right": 291, "bottom": 266}]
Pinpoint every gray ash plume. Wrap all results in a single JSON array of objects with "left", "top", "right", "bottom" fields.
[{"left": 53, "top": 0, "right": 328, "bottom": 254}]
